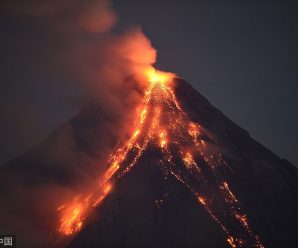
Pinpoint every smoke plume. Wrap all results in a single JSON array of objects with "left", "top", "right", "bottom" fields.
[{"left": 0, "top": 0, "right": 157, "bottom": 247}]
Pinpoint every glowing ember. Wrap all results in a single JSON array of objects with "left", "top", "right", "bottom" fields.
[
  {"left": 182, "top": 152, "right": 197, "bottom": 168},
  {"left": 57, "top": 66, "right": 264, "bottom": 248},
  {"left": 227, "top": 236, "right": 237, "bottom": 248},
  {"left": 188, "top": 122, "right": 200, "bottom": 138},
  {"left": 159, "top": 130, "right": 168, "bottom": 148},
  {"left": 198, "top": 196, "right": 206, "bottom": 206},
  {"left": 221, "top": 181, "right": 238, "bottom": 203}
]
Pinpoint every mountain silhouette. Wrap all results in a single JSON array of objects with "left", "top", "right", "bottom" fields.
[
  {"left": 0, "top": 77, "right": 297, "bottom": 248},
  {"left": 67, "top": 77, "right": 298, "bottom": 248}
]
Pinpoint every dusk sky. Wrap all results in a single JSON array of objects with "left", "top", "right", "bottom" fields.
[{"left": 1, "top": 0, "right": 297, "bottom": 166}]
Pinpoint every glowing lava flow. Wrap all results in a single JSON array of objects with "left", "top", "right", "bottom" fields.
[{"left": 57, "top": 67, "right": 264, "bottom": 248}]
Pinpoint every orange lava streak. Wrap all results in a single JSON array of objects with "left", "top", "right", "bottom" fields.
[
  {"left": 57, "top": 67, "right": 175, "bottom": 236},
  {"left": 57, "top": 66, "right": 264, "bottom": 248},
  {"left": 58, "top": 201, "right": 84, "bottom": 236},
  {"left": 182, "top": 152, "right": 197, "bottom": 169},
  {"left": 221, "top": 181, "right": 238, "bottom": 203},
  {"left": 227, "top": 236, "right": 237, "bottom": 248}
]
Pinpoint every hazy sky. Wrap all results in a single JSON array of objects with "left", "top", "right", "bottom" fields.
[{"left": 1, "top": 0, "right": 297, "bottom": 165}]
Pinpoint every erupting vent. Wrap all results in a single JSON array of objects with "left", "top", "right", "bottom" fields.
[{"left": 58, "top": 67, "right": 264, "bottom": 248}]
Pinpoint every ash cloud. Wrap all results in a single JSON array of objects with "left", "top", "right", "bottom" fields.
[
  {"left": 2, "top": 0, "right": 118, "bottom": 32},
  {"left": 0, "top": 0, "right": 156, "bottom": 247}
]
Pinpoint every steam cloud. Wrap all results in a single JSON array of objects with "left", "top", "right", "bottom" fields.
[{"left": 0, "top": 0, "right": 157, "bottom": 247}]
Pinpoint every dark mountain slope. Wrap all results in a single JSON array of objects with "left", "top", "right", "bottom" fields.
[
  {"left": 0, "top": 78, "right": 297, "bottom": 248},
  {"left": 68, "top": 78, "right": 298, "bottom": 248}
]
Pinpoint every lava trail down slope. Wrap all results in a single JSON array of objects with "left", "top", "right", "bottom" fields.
[{"left": 60, "top": 69, "right": 297, "bottom": 248}]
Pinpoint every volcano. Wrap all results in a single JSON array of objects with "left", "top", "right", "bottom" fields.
[{"left": 1, "top": 71, "right": 297, "bottom": 248}]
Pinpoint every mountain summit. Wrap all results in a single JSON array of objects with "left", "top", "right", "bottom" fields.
[{"left": 0, "top": 74, "right": 297, "bottom": 248}]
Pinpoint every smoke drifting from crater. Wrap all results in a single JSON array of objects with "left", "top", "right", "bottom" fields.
[
  {"left": 2, "top": 0, "right": 118, "bottom": 32},
  {"left": 0, "top": 0, "right": 157, "bottom": 247}
]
